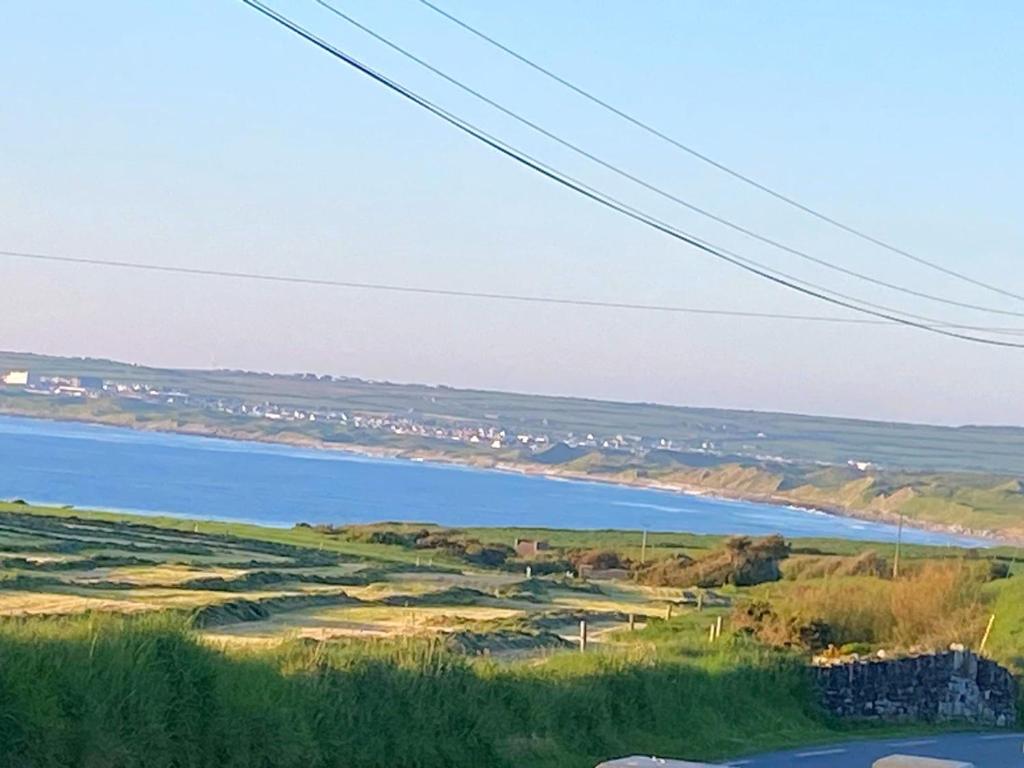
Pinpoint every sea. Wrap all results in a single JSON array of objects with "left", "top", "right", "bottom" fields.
[{"left": 0, "top": 414, "right": 988, "bottom": 547}]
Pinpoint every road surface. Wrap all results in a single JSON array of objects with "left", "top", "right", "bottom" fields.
[{"left": 724, "top": 732, "right": 1024, "bottom": 767}]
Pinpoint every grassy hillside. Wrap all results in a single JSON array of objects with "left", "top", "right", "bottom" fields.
[{"left": 5, "top": 349, "right": 1024, "bottom": 474}]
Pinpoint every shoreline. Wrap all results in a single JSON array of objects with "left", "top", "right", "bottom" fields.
[{"left": 0, "top": 408, "right": 1012, "bottom": 546}]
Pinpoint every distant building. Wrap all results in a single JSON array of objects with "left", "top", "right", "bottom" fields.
[
  {"left": 514, "top": 538, "right": 549, "bottom": 558},
  {"left": 1, "top": 370, "right": 29, "bottom": 386},
  {"left": 53, "top": 386, "right": 86, "bottom": 397},
  {"left": 78, "top": 376, "right": 104, "bottom": 390}
]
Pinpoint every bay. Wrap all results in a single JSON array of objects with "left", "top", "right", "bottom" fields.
[{"left": 0, "top": 414, "right": 986, "bottom": 546}]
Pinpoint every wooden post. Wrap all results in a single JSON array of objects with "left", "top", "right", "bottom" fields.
[
  {"left": 665, "top": 603, "right": 673, "bottom": 620},
  {"left": 628, "top": 613, "right": 636, "bottom": 632},
  {"left": 579, "top": 620, "right": 588, "bottom": 652},
  {"left": 715, "top": 616, "right": 723, "bottom": 640},
  {"left": 640, "top": 529, "right": 648, "bottom": 564},
  {"left": 708, "top": 624, "right": 716, "bottom": 643},
  {"left": 696, "top": 591, "right": 704, "bottom": 612},
  {"left": 892, "top": 515, "right": 903, "bottom": 579},
  {"left": 979, "top": 613, "right": 996, "bottom": 654},
  {"left": 526, "top": 565, "right": 532, "bottom": 579}
]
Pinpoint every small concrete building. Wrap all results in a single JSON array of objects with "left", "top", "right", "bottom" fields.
[{"left": 514, "top": 538, "right": 549, "bottom": 558}]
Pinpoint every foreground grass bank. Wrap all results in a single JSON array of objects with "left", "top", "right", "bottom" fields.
[
  {"left": 0, "top": 503, "right": 1019, "bottom": 766},
  {"left": 0, "top": 615, "right": 837, "bottom": 768}
]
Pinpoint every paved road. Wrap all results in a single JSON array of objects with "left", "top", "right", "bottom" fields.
[{"left": 725, "top": 732, "right": 1024, "bottom": 767}]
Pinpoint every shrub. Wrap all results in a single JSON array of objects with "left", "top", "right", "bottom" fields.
[
  {"left": 741, "top": 560, "right": 990, "bottom": 651},
  {"left": 567, "top": 549, "right": 630, "bottom": 571},
  {"left": 640, "top": 535, "right": 789, "bottom": 588},
  {"left": 463, "top": 543, "right": 514, "bottom": 567},
  {"left": 732, "top": 600, "right": 835, "bottom": 651}
]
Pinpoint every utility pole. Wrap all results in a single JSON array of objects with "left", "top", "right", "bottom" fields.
[
  {"left": 892, "top": 515, "right": 903, "bottom": 579},
  {"left": 640, "top": 529, "right": 648, "bottom": 564}
]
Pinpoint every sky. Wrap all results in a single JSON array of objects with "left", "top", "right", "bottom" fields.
[{"left": 1, "top": 1, "right": 1022, "bottom": 426}]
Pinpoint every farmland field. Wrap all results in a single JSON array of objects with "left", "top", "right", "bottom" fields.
[{"left": 0, "top": 501, "right": 1021, "bottom": 767}]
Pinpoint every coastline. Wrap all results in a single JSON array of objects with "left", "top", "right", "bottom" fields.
[{"left": 0, "top": 407, "right": 1013, "bottom": 546}]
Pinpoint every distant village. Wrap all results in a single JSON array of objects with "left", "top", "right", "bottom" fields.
[{"left": 0, "top": 368, "right": 694, "bottom": 457}]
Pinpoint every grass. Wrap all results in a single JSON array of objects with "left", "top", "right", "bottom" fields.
[
  {"left": 0, "top": 502, "right": 448, "bottom": 567},
  {"left": 749, "top": 561, "right": 992, "bottom": 650},
  {"left": 0, "top": 613, "right": 844, "bottom": 768},
  {"left": 984, "top": 576, "right": 1024, "bottom": 673},
  {"left": 0, "top": 504, "right": 1019, "bottom": 766}
]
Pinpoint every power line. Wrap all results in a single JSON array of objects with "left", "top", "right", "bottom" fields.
[
  {"left": 315, "top": 0, "right": 1024, "bottom": 320},
  {"left": 0, "top": 249, "right": 893, "bottom": 326},
  {"left": 6, "top": 248, "right": 1024, "bottom": 335},
  {"left": 415, "top": 0, "right": 1024, "bottom": 305},
  {"left": 704, "top": 245, "right": 1024, "bottom": 335},
  {"left": 234, "top": 0, "right": 1024, "bottom": 349}
]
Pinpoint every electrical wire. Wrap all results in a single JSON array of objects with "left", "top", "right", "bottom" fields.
[
  {"left": 234, "top": 0, "right": 1024, "bottom": 348},
  {"left": 415, "top": 0, "right": 1024, "bottom": 305},
  {"left": 8, "top": 248, "right": 1024, "bottom": 335},
  {"left": 307, "top": 0, "right": 1024, "bottom": 337},
  {"left": 315, "top": 0, "right": 1024, "bottom": 319},
  {"left": 0, "top": 249, "right": 908, "bottom": 326}
]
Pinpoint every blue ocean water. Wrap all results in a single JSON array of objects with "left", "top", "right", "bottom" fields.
[{"left": 0, "top": 414, "right": 987, "bottom": 546}]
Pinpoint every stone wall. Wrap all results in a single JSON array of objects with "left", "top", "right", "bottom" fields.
[{"left": 815, "top": 650, "right": 1018, "bottom": 727}]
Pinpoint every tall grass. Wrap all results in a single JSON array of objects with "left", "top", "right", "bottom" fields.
[
  {"left": 0, "top": 614, "right": 834, "bottom": 768},
  {"left": 757, "top": 561, "right": 990, "bottom": 649}
]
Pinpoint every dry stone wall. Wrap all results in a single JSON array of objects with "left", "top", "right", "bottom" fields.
[{"left": 815, "top": 650, "right": 1017, "bottom": 727}]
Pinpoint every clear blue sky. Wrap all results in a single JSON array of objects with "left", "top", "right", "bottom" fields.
[{"left": 2, "top": 1, "right": 1022, "bottom": 425}]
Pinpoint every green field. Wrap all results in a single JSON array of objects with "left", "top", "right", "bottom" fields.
[{"left": 0, "top": 502, "right": 1020, "bottom": 767}]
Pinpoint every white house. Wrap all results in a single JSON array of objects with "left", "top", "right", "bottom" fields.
[{"left": 1, "top": 370, "right": 29, "bottom": 386}]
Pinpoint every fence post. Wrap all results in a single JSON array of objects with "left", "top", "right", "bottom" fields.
[
  {"left": 628, "top": 613, "right": 636, "bottom": 632},
  {"left": 979, "top": 613, "right": 996, "bottom": 654},
  {"left": 579, "top": 620, "right": 588, "bottom": 652}
]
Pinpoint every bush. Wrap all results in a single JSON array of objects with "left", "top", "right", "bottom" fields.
[
  {"left": 368, "top": 530, "right": 425, "bottom": 547},
  {"left": 732, "top": 600, "right": 835, "bottom": 651},
  {"left": 989, "top": 560, "right": 1012, "bottom": 580},
  {"left": 567, "top": 549, "right": 630, "bottom": 571},
  {"left": 740, "top": 560, "right": 990, "bottom": 651},
  {"left": 463, "top": 543, "right": 514, "bottom": 567},
  {"left": 640, "top": 535, "right": 789, "bottom": 588}
]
